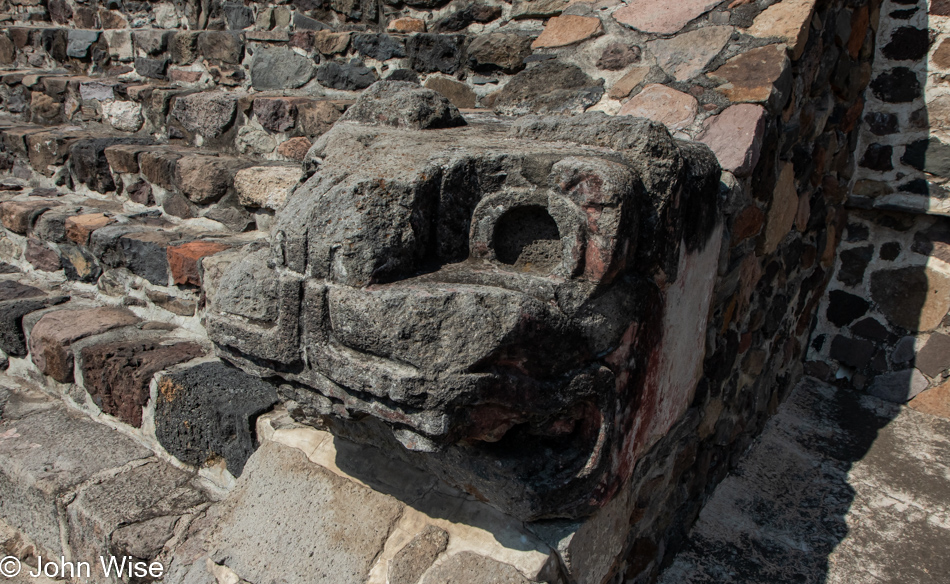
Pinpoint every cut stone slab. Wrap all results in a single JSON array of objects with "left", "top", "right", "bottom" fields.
[
  {"left": 698, "top": 103, "right": 767, "bottom": 177},
  {"left": 708, "top": 44, "right": 790, "bottom": 109},
  {"left": 869, "top": 266, "right": 950, "bottom": 332},
  {"left": 744, "top": 0, "right": 817, "bottom": 60},
  {"left": 80, "top": 337, "right": 204, "bottom": 427},
  {"left": 163, "top": 440, "right": 404, "bottom": 584},
  {"left": 468, "top": 33, "right": 534, "bottom": 73},
  {"left": 175, "top": 155, "right": 243, "bottom": 204},
  {"left": 0, "top": 200, "right": 56, "bottom": 234},
  {"left": 531, "top": 15, "right": 603, "bottom": 49},
  {"left": 29, "top": 307, "right": 140, "bottom": 383},
  {"left": 618, "top": 83, "right": 697, "bottom": 131},
  {"left": 422, "top": 552, "right": 531, "bottom": 584},
  {"left": 155, "top": 361, "right": 279, "bottom": 476},
  {"left": 915, "top": 333, "right": 950, "bottom": 378},
  {"left": 0, "top": 390, "right": 152, "bottom": 556},
  {"left": 118, "top": 230, "right": 181, "bottom": 285},
  {"left": 647, "top": 25, "right": 732, "bottom": 82},
  {"left": 234, "top": 166, "right": 300, "bottom": 210},
  {"left": 613, "top": 0, "right": 719, "bottom": 34},
  {"left": 511, "top": 0, "right": 569, "bottom": 19},
  {"left": 389, "top": 525, "right": 449, "bottom": 584}
]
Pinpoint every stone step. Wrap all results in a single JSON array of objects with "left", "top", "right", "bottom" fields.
[
  {"left": 0, "top": 120, "right": 302, "bottom": 229},
  {"left": 0, "top": 187, "right": 264, "bottom": 291},
  {"left": 0, "top": 70, "right": 349, "bottom": 160},
  {"left": 0, "top": 374, "right": 212, "bottom": 578}
]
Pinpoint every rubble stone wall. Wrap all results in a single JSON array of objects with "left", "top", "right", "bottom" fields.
[
  {"left": 0, "top": 0, "right": 890, "bottom": 583},
  {"left": 809, "top": 0, "right": 950, "bottom": 412}
]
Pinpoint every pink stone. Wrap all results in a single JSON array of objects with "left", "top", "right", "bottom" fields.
[
  {"left": 619, "top": 84, "right": 698, "bottom": 131},
  {"left": 697, "top": 103, "right": 766, "bottom": 177},
  {"left": 613, "top": 0, "right": 719, "bottom": 34},
  {"left": 531, "top": 15, "right": 604, "bottom": 49}
]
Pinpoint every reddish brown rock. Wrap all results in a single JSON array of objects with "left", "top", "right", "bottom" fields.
[
  {"left": 81, "top": 339, "right": 204, "bottom": 427},
  {"left": 314, "top": 31, "right": 351, "bottom": 55},
  {"left": 167, "top": 241, "right": 231, "bottom": 286},
  {"left": 0, "top": 200, "right": 57, "bottom": 234},
  {"left": 531, "top": 15, "right": 604, "bottom": 49},
  {"left": 25, "top": 238, "right": 61, "bottom": 272},
  {"left": 65, "top": 213, "right": 114, "bottom": 245},
  {"left": 253, "top": 97, "right": 302, "bottom": 133},
  {"left": 619, "top": 84, "right": 698, "bottom": 131},
  {"left": 277, "top": 137, "right": 313, "bottom": 161},
  {"left": 169, "top": 69, "right": 203, "bottom": 84},
  {"left": 744, "top": 0, "right": 816, "bottom": 60},
  {"left": 296, "top": 101, "right": 348, "bottom": 136},
  {"left": 388, "top": 17, "right": 426, "bottom": 33},
  {"left": 30, "top": 307, "right": 141, "bottom": 382},
  {"left": 104, "top": 143, "right": 151, "bottom": 174},
  {"left": 424, "top": 76, "right": 478, "bottom": 109},
  {"left": 613, "top": 0, "right": 718, "bottom": 34},
  {"left": 139, "top": 149, "right": 185, "bottom": 191},
  {"left": 908, "top": 379, "right": 950, "bottom": 420},
  {"left": 698, "top": 103, "right": 767, "bottom": 177},
  {"left": 708, "top": 44, "right": 790, "bottom": 107}
]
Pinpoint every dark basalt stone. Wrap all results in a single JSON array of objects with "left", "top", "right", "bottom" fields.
[
  {"left": 155, "top": 362, "right": 279, "bottom": 476},
  {"left": 870, "top": 67, "right": 921, "bottom": 103},
  {"left": 882, "top": 26, "right": 930, "bottom": 61},
  {"left": 836, "top": 245, "right": 873, "bottom": 287},
  {"left": 826, "top": 289, "right": 870, "bottom": 327},
  {"left": 352, "top": 33, "right": 406, "bottom": 61}
]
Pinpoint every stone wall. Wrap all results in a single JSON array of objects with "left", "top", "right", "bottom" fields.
[
  {"left": 809, "top": 0, "right": 950, "bottom": 412},
  {"left": 0, "top": 0, "right": 889, "bottom": 583}
]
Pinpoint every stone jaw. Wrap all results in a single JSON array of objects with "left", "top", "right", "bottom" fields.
[{"left": 206, "top": 82, "right": 723, "bottom": 521}]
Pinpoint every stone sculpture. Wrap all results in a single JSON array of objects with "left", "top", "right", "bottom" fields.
[{"left": 206, "top": 81, "right": 724, "bottom": 520}]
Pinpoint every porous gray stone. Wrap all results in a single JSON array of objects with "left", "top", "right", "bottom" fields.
[
  {"left": 250, "top": 47, "right": 315, "bottom": 90},
  {"left": 66, "top": 30, "right": 100, "bottom": 58},
  {"left": 493, "top": 61, "right": 604, "bottom": 116},
  {"left": 421, "top": 552, "right": 530, "bottom": 583},
  {"left": 171, "top": 92, "right": 238, "bottom": 138},
  {"left": 315, "top": 60, "right": 378, "bottom": 91},
  {"left": 868, "top": 369, "right": 929, "bottom": 403},
  {"left": 155, "top": 362, "right": 279, "bottom": 476},
  {"left": 338, "top": 80, "right": 466, "bottom": 129}
]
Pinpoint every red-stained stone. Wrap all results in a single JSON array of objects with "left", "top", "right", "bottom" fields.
[
  {"left": 619, "top": 84, "right": 698, "bottom": 131},
  {"left": 277, "top": 137, "right": 313, "bottom": 161},
  {"left": 531, "top": 15, "right": 604, "bottom": 49},
  {"left": 0, "top": 200, "right": 57, "bottom": 234},
  {"left": 65, "top": 213, "right": 114, "bottom": 245},
  {"left": 30, "top": 307, "right": 141, "bottom": 382},
  {"left": 744, "top": 0, "right": 816, "bottom": 60},
  {"left": 167, "top": 241, "right": 231, "bottom": 286},
  {"left": 81, "top": 339, "right": 205, "bottom": 427},
  {"left": 698, "top": 103, "right": 767, "bottom": 177},
  {"left": 613, "top": 0, "right": 719, "bottom": 34},
  {"left": 388, "top": 17, "right": 426, "bottom": 33}
]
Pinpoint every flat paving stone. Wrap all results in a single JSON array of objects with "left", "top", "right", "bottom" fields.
[{"left": 658, "top": 377, "right": 950, "bottom": 584}]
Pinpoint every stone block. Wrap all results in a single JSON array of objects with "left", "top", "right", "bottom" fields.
[
  {"left": 32, "top": 205, "right": 82, "bottom": 243},
  {"left": 175, "top": 155, "right": 243, "bottom": 204},
  {"left": 80, "top": 337, "right": 204, "bottom": 426},
  {"left": 613, "top": 0, "right": 718, "bottom": 34},
  {"left": 70, "top": 137, "right": 151, "bottom": 194},
  {"left": 296, "top": 100, "right": 348, "bottom": 136},
  {"left": 167, "top": 241, "right": 231, "bottom": 286},
  {"left": 60, "top": 243, "right": 101, "bottom": 282},
  {"left": 314, "top": 31, "right": 351, "bottom": 55},
  {"left": 759, "top": 162, "right": 798, "bottom": 255},
  {"left": 315, "top": 60, "right": 378, "bottom": 91},
  {"left": 698, "top": 103, "right": 766, "bottom": 177},
  {"left": 531, "top": 15, "right": 603, "bottom": 49},
  {"left": 234, "top": 166, "right": 300, "bottom": 210},
  {"left": 29, "top": 307, "right": 140, "bottom": 382},
  {"left": 24, "top": 238, "right": 60, "bottom": 272},
  {"left": 253, "top": 97, "right": 300, "bottom": 133},
  {"left": 870, "top": 67, "right": 921, "bottom": 103},
  {"left": 0, "top": 399, "right": 151, "bottom": 555},
  {"left": 708, "top": 44, "right": 790, "bottom": 110},
  {"left": 389, "top": 525, "right": 449, "bottom": 584},
  {"left": 155, "top": 362, "right": 278, "bottom": 476},
  {"left": 65, "top": 213, "right": 115, "bottom": 245},
  {"left": 596, "top": 42, "right": 641, "bottom": 71},
  {"left": 0, "top": 200, "right": 57, "bottom": 234},
  {"left": 608, "top": 65, "right": 651, "bottom": 99},
  {"left": 647, "top": 25, "right": 732, "bottom": 82},
  {"left": 197, "top": 31, "right": 244, "bottom": 63},
  {"left": 0, "top": 280, "right": 66, "bottom": 356},
  {"left": 870, "top": 266, "right": 950, "bottom": 332},
  {"left": 914, "top": 333, "right": 950, "bottom": 378},
  {"left": 908, "top": 379, "right": 950, "bottom": 419},
  {"left": 139, "top": 148, "right": 185, "bottom": 190},
  {"left": 171, "top": 92, "right": 238, "bottom": 139},
  {"left": 424, "top": 76, "right": 477, "bottom": 109},
  {"left": 249, "top": 47, "right": 315, "bottom": 90},
  {"left": 118, "top": 230, "right": 181, "bottom": 285},
  {"left": 104, "top": 143, "right": 149, "bottom": 173},
  {"left": 353, "top": 33, "right": 407, "bottom": 61},
  {"left": 66, "top": 30, "right": 99, "bottom": 59},
  {"left": 67, "top": 459, "right": 207, "bottom": 564},
  {"left": 277, "top": 137, "right": 312, "bottom": 161},
  {"left": 868, "top": 369, "right": 929, "bottom": 403},
  {"left": 619, "top": 83, "right": 698, "bottom": 131},
  {"left": 388, "top": 17, "right": 427, "bottom": 32},
  {"left": 493, "top": 61, "right": 604, "bottom": 115},
  {"left": 422, "top": 552, "right": 531, "bottom": 584},
  {"left": 744, "top": 0, "right": 816, "bottom": 60},
  {"left": 407, "top": 34, "right": 466, "bottom": 75}
]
